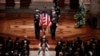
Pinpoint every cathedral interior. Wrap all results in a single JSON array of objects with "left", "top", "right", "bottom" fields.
[{"left": 0, "top": 0, "right": 100, "bottom": 56}]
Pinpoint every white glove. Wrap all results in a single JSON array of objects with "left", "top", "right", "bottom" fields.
[
  {"left": 59, "top": 15, "right": 61, "bottom": 17},
  {"left": 56, "top": 24, "right": 58, "bottom": 26}
]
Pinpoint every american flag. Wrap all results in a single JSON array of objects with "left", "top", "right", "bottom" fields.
[{"left": 39, "top": 13, "right": 52, "bottom": 28}]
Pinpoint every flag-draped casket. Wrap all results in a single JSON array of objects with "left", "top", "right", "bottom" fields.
[{"left": 39, "top": 13, "right": 52, "bottom": 29}]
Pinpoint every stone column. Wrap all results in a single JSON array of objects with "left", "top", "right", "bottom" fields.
[
  {"left": 90, "top": 0, "right": 99, "bottom": 15},
  {"left": 90, "top": 0, "right": 100, "bottom": 28}
]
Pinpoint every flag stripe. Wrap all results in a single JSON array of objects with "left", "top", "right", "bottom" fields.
[{"left": 39, "top": 13, "right": 52, "bottom": 27}]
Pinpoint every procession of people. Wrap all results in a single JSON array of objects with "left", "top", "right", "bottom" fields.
[
  {"left": 33, "top": 6, "right": 60, "bottom": 40},
  {"left": 33, "top": 5, "right": 60, "bottom": 56}
]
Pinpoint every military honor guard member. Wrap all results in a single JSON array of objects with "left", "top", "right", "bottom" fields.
[
  {"left": 54, "top": 6, "right": 61, "bottom": 21},
  {"left": 50, "top": 9, "right": 58, "bottom": 40},
  {"left": 34, "top": 8, "right": 41, "bottom": 39}
]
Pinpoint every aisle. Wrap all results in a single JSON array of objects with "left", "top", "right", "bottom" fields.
[{"left": 30, "top": 50, "right": 55, "bottom": 56}]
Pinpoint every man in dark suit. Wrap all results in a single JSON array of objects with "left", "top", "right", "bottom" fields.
[
  {"left": 74, "top": 37, "right": 82, "bottom": 51},
  {"left": 21, "top": 36, "right": 30, "bottom": 56},
  {"left": 5, "top": 37, "right": 13, "bottom": 56},
  {"left": 55, "top": 41, "right": 62, "bottom": 56},
  {"left": 0, "top": 36, "right": 4, "bottom": 56},
  {"left": 13, "top": 37, "right": 21, "bottom": 55},
  {"left": 34, "top": 9, "right": 41, "bottom": 40},
  {"left": 50, "top": 9, "right": 58, "bottom": 40}
]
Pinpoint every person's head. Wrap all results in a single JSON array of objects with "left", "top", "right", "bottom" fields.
[
  {"left": 58, "top": 41, "right": 61, "bottom": 45},
  {"left": 89, "top": 51, "right": 93, "bottom": 56},
  {"left": 42, "top": 7, "right": 47, "bottom": 13},
  {"left": 60, "top": 36, "right": 63, "bottom": 40},
  {"left": 8, "top": 37, "right": 12, "bottom": 42},
  {"left": 35, "top": 8, "right": 40, "bottom": 13},
  {"left": 41, "top": 35, "right": 46, "bottom": 42},
  {"left": 15, "top": 37, "right": 19, "bottom": 41},
  {"left": 52, "top": 11, "right": 56, "bottom": 16},
  {"left": 43, "top": 35, "right": 46, "bottom": 38},
  {"left": 77, "top": 36, "right": 80, "bottom": 39},
  {"left": 8, "top": 37, "right": 11, "bottom": 40},
  {"left": 91, "top": 38, "right": 95, "bottom": 41},
  {"left": 51, "top": 6, "right": 55, "bottom": 10},
  {"left": 5, "top": 52, "right": 9, "bottom": 56},
  {"left": 42, "top": 35, "right": 46, "bottom": 42},
  {"left": 24, "top": 35, "right": 28, "bottom": 39},
  {"left": 69, "top": 47, "right": 72, "bottom": 51},
  {"left": 59, "top": 52, "right": 63, "bottom": 56}
]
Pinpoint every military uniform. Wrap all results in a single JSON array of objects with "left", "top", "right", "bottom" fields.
[
  {"left": 54, "top": 6, "right": 60, "bottom": 22},
  {"left": 50, "top": 10, "right": 58, "bottom": 40},
  {"left": 34, "top": 9, "right": 41, "bottom": 39}
]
